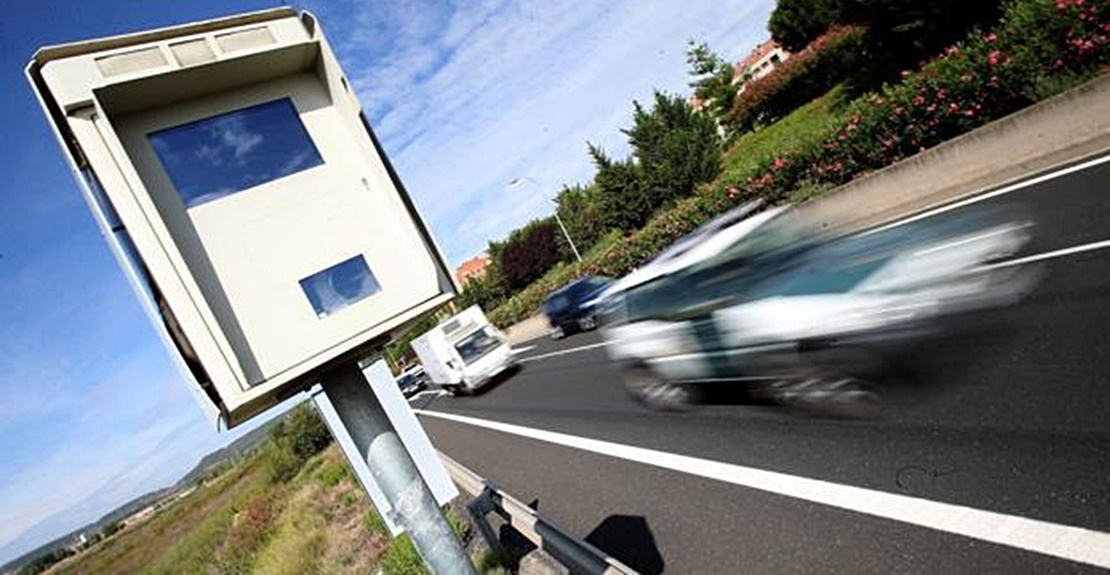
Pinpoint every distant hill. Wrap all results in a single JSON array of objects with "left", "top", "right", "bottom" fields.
[{"left": 1, "top": 413, "right": 285, "bottom": 574}]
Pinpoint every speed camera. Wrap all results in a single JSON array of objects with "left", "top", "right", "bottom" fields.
[{"left": 27, "top": 8, "right": 458, "bottom": 427}]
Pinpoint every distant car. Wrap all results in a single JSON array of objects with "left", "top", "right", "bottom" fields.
[
  {"left": 599, "top": 200, "right": 1038, "bottom": 414},
  {"left": 395, "top": 367, "right": 426, "bottom": 398},
  {"left": 543, "top": 276, "right": 613, "bottom": 339}
]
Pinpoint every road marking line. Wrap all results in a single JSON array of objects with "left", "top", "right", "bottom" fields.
[
  {"left": 416, "top": 409, "right": 1110, "bottom": 568},
  {"left": 518, "top": 342, "right": 608, "bottom": 363},
  {"left": 864, "top": 153, "right": 1110, "bottom": 235},
  {"left": 511, "top": 329, "right": 556, "bottom": 345},
  {"left": 408, "top": 390, "right": 447, "bottom": 402},
  {"left": 513, "top": 345, "right": 538, "bottom": 354},
  {"left": 983, "top": 239, "right": 1110, "bottom": 270}
]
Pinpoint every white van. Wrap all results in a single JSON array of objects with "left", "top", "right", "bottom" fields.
[{"left": 410, "top": 306, "right": 516, "bottom": 395}]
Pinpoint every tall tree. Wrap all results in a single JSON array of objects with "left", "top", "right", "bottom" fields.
[
  {"left": 624, "top": 91, "right": 722, "bottom": 206},
  {"left": 589, "top": 143, "right": 653, "bottom": 232},
  {"left": 495, "top": 218, "right": 564, "bottom": 291},
  {"left": 769, "top": 0, "right": 844, "bottom": 52},
  {"left": 555, "top": 183, "right": 606, "bottom": 252},
  {"left": 841, "top": 0, "right": 1004, "bottom": 75},
  {"left": 686, "top": 41, "right": 740, "bottom": 122}
]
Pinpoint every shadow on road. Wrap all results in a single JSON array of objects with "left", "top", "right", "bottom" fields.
[{"left": 585, "top": 514, "right": 665, "bottom": 575}]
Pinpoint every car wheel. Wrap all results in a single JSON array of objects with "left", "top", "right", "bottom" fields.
[
  {"left": 622, "top": 365, "right": 695, "bottom": 411},
  {"left": 578, "top": 314, "right": 597, "bottom": 331},
  {"left": 550, "top": 326, "right": 565, "bottom": 340},
  {"left": 770, "top": 372, "right": 882, "bottom": 418}
]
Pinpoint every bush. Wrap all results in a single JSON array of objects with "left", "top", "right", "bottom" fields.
[
  {"left": 260, "top": 440, "right": 300, "bottom": 484},
  {"left": 492, "top": 217, "right": 565, "bottom": 292},
  {"left": 455, "top": 273, "right": 504, "bottom": 315},
  {"left": 769, "top": 0, "right": 1007, "bottom": 89},
  {"left": 590, "top": 143, "right": 653, "bottom": 231},
  {"left": 555, "top": 183, "right": 608, "bottom": 252},
  {"left": 625, "top": 91, "right": 722, "bottom": 205},
  {"left": 263, "top": 404, "right": 332, "bottom": 484},
  {"left": 283, "top": 404, "right": 330, "bottom": 463},
  {"left": 728, "top": 25, "right": 867, "bottom": 135},
  {"left": 769, "top": 0, "right": 844, "bottom": 52}
]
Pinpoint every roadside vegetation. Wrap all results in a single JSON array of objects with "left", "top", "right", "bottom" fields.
[
  {"left": 40, "top": 404, "right": 484, "bottom": 575},
  {"left": 475, "top": 0, "right": 1108, "bottom": 328}
]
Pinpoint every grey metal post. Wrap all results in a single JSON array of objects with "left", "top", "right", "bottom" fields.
[
  {"left": 508, "top": 176, "right": 583, "bottom": 262},
  {"left": 321, "top": 363, "right": 477, "bottom": 575},
  {"left": 553, "top": 210, "right": 583, "bottom": 262}
]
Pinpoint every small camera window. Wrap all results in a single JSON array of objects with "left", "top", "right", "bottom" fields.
[{"left": 299, "top": 255, "right": 381, "bottom": 318}]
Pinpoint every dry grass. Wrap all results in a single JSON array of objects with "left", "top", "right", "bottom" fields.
[
  {"left": 52, "top": 460, "right": 271, "bottom": 575},
  {"left": 49, "top": 446, "right": 393, "bottom": 575}
]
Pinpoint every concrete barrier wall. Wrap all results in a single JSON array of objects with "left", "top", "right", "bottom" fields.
[{"left": 793, "top": 74, "right": 1110, "bottom": 234}]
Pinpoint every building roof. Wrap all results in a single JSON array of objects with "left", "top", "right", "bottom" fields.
[
  {"left": 455, "top": 253, "right": 490, "bottom": 285},
  {"left": 734, "top": 39, "right": 782, "bottom": 75}
]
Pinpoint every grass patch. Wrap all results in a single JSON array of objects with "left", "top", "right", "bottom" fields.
[
  {"left": 381, "top": 535, "right": 428, "bottom": 575},
  {"left": 316, "top": 460, "right": 350, "bottom": 490},
  {"left": 720, "top": 85, "right": 849, "bottom": 184},
  {"left": 363, "top": 509, "right": 389, "bottom": 535},
  {"left": 251, "top": 490, "right": 327, "bottom": 575},
  {"left": 54, "top": 460, "right": 272, "bottom": 575},
  {"left": 474, "top": 550, "right": 512, "bottom": 575},
  {"left": 445, "top": 507, "right": 471, "bottom": 543}
]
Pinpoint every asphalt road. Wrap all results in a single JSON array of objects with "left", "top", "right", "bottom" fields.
[{"left": 411, "top": 156, "right": 1110, "bottom": 574}]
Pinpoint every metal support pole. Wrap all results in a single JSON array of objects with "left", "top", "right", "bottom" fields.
[
  {"left": 508, "top": 176, "right": 583, "bottom": 263},
  {"left": 321, "top": 363, "right": 477, "bottom": 575},
  {"left": 553, "top": 210, "right": 583, "bottom": 262}
]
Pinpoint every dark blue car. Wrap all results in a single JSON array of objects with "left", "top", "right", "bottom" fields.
[{"left": 543, "top": 276, "right": 613, "bottom": 339}]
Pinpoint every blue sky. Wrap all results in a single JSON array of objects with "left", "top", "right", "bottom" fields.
[{"left": 0, "top": 0, "right": 773, "bottom": 563}]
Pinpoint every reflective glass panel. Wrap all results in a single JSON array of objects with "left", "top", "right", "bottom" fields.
[
  {"left": 299, "top": 255, "right": 381, "bottom": 318},
  {"left": 148, "top": 98, "right": 323, "bottom": 208}
]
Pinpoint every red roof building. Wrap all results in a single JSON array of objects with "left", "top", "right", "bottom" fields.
[
  {"left": 733, "top": 39, "right": 789, "bottom": 87},
  {"left": 455, "top": 253, "right": 491, "bottom": 288}
]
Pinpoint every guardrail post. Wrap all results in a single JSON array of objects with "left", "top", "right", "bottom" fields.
[{"left": 467, "top": 488, "right": 509, "bottom": 560}]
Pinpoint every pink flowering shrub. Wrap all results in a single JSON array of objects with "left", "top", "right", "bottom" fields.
[
  {"left": 727, "top": 0, "right": 1109, "bottom": 203},
  {"left": 728, "top": 26, "right": 866, "bottom": 135}
]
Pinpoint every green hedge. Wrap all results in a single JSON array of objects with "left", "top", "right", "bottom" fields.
[
  {"left": 732, "top": 0, "right": 1109, "bottom": 204},
  {"left": 727, "top": 25, "right": 866, "bottom": 135}
]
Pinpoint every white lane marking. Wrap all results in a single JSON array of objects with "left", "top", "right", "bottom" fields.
[
  {"left": 513, "top": 345, "right": 538, "bottom": 354},
  {"left": 511, "top": 329, "right": 556, "bottom": 345},
  {"left": 983, "top": 239, "right": 1110, "bottom": 270},
  {"left": 518, "top": 342, "right": 608, "bottom": 363},
  {"left": 864, "top": 154, "right": 1110, "bottom": 236},
  {"left": 408, "top": 390, "right": 448, "bottom": 402},
  {"left": 416, "top": 409, "right": 1110, "bottom": 569}
]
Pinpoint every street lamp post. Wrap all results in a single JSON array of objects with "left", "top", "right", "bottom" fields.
[{"left": 508, "top": 176, "right": 583, "bottom": 262}]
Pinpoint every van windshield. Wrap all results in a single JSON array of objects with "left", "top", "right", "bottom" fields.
[{"left": 453, "top": 328, "right": 502, "bottom": 364}]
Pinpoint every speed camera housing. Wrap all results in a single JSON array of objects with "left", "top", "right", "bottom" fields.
[{"left": 27, "top": 9, "right": 458, "bottom": 427}]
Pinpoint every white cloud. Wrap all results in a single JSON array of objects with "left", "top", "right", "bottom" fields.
[{"left": 308, "top": 0, "right": 775, "bottom": 266}]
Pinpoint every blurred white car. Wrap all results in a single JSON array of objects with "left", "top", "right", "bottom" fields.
[{"left": 599, "top": 201, "right": 1039, "bottom": 414}]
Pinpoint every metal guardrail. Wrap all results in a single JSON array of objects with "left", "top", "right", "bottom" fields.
[{"left": 439, "top": 452, "right": 638, "bottom": 575}]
